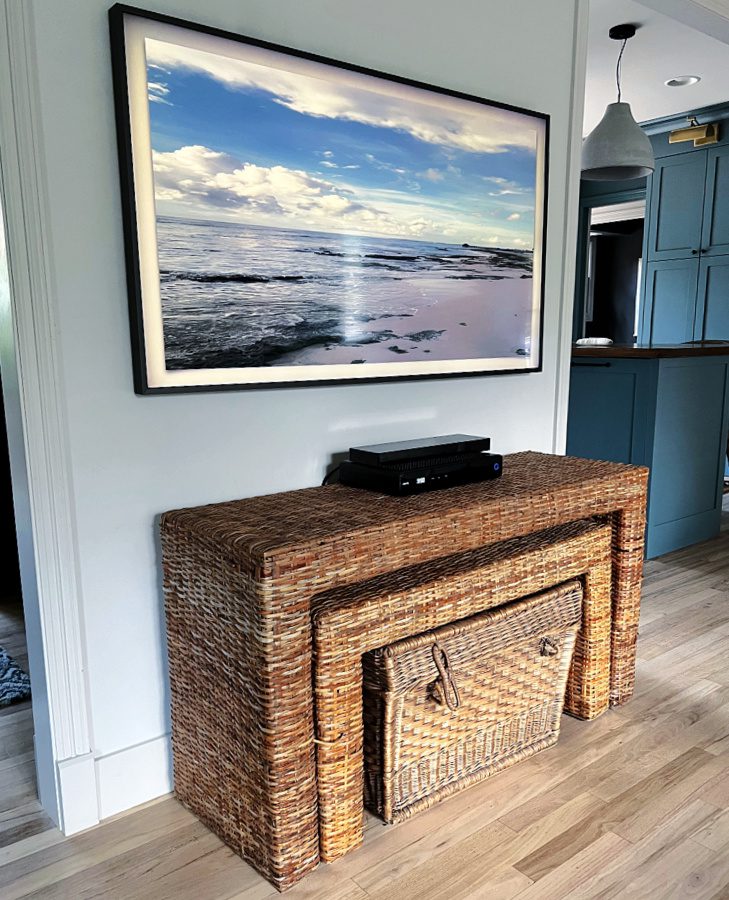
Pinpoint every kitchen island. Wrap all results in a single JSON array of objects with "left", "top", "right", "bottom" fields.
[{"left": 567, "top": 342, "right": 729, "bottom": 557}]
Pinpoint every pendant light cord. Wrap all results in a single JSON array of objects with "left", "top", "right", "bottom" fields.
[{"left": 616, "top": 37, "right": 627, "bottom": 102}]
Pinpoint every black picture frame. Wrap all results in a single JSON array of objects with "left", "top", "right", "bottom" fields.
[{"left": 109, "top": 3, "right": 550, "bottom": 394}]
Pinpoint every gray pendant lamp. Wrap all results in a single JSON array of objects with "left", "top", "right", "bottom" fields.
[{"left": 582, "top": 23, "right": 655, "bottom": 181}]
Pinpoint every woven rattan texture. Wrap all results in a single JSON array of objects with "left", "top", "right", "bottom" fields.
[
  {"left": 313, "top": 520, "right": 612, "bottom": 862},
  {"left": 160, "top": 451, "right": 647, "bottom": 891},
  {"left": 362, "top": 580, "right": 582, "bottom": 822}
]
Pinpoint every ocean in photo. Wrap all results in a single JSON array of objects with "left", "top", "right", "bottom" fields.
[{"left": 156, "top": 216, "right": 535, "bottom": 370}]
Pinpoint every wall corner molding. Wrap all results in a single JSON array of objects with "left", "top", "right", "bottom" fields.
[
  {"left": 0, "top": 0, "right": 98, "bottom": 831},
  {"left": 638, "top": 0, "right": 729, "bottom": 48},
  {"left": 692, "top": 0, "right": 729, "bottom": 16},
  {"left": 641, "top": 101, "right": 729, "bottom": 137}
]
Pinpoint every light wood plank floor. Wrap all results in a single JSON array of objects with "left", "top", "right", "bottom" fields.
[{"left": 3, "top": 502, "right": 729, "bottom": 899}]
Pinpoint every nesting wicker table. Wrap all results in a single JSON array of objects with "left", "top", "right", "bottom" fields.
[{"left": 161, "top": 451, "right": 648, "bottom": 892}]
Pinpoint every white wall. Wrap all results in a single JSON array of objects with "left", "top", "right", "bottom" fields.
[{"left": 24, "top": 0, "right": 584, "bottom": 819}]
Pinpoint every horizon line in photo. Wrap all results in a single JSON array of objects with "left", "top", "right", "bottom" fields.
[{"left": 154, "top": 212, "right": 536, "bottom": 254}]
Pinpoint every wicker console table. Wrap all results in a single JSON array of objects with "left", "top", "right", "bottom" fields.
[{"left": 161, "top": 451, "right": 648, "bottom": 892}]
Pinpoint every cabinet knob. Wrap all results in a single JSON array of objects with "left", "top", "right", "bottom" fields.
[{"left": 691, "top": 249, "right": 699, "bottom": 255}]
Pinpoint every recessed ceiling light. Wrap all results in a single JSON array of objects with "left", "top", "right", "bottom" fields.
[{"left": 665, "top": 75, "right": 701, "bottom": 87}]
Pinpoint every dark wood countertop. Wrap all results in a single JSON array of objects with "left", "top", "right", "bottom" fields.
[{"left": 572, "top": 342, "right": 729, "bottom": 359}]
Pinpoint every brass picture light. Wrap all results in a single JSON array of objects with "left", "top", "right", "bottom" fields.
[{"left": 669, "top": 117, "right": 720, "bottom": 147}]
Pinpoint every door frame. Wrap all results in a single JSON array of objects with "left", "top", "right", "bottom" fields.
[{"left": 0, "top": 0, "right": 98, "bottom": 833}]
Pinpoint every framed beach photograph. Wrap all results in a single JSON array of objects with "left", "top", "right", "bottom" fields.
[{"left": 109, "top": 5, "right": 549, "bottom": 393}]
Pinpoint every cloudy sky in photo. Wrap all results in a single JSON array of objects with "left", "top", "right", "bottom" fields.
[{"left": 145, "top": 36, "right": 541, "bottom": 248}]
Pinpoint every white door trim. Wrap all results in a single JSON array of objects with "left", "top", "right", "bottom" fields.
[
  {"left": 0, "top": 0, "right": 98, "bottom": 832},
  {"left": 551, "top": 0, "right": 590, "bottom": 454}
]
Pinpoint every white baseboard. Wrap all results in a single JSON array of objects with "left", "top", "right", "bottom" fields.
[
  {"left": 95, "top": 734, "right": 173, "bottom": 820},
  {"left": 57, "top": 753, "right": 99, "bottom": 834}
]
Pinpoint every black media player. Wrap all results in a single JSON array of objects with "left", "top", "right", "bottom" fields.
[
  {"left": 349, "top": 433, "right": 490, "bottom": 466},
  {"left": 338, "top": 434, "right": 502, "bottom": 496}
]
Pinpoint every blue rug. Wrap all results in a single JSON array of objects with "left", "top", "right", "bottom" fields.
[{"left": 0, "top": 647, "right": 30, "bottom": 707}]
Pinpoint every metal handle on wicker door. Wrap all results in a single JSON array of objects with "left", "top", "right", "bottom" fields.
[
  {"left": 540, "top": 637, "right": 559, "bottom": 656},
  {"left": 431, "top": 643, "right": 461, "bottom": 711}
]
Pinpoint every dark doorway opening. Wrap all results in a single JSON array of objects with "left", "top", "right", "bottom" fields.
[{"left": 584, "top": 218, "right": 645, "bottom": 344}]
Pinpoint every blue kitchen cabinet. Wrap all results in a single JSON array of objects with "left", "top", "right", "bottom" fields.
[
  {"left": 641, "top": 258, "right": 699, "bottom": 344},
  {"left": 567, "top": 353, "right": 729, "bottom": 558},
  {"left": 641, "top": 145, "right": 729, "bottom": 344},
  {"left": 701, "top": 145, "right": 729, "bottom": 257},
  {"left": 696, "top": 255, "right": 729, "bottom": 341},
  {"left": 567, "top": 359, "right": 656, "bottom": 466},
  {"left": 645, "top": 152, "right": 706, "bottom": 261}
]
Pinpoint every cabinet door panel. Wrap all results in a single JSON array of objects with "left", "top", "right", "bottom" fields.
[
  {"left": 567, "top": 360, "right": 654, "bottom": 468},
  {"left": 701, "top": 146, "right": 729, "bottom": 256},
  {"left": 642, "top": 258, "right": 699, "bottom": 344},
  {"left": 696, "top": 255, "right": 729, "bottom": 341},
  {"left": 651, "top": 361, "right": 728, "bottom": 527},
  {"left": 646, "top": 153, "right": 706, "bottom": 260}
]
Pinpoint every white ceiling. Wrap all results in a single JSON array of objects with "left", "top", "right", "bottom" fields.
[{"left": 584, "top": 0, "right": 729, "bottom": 135}]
